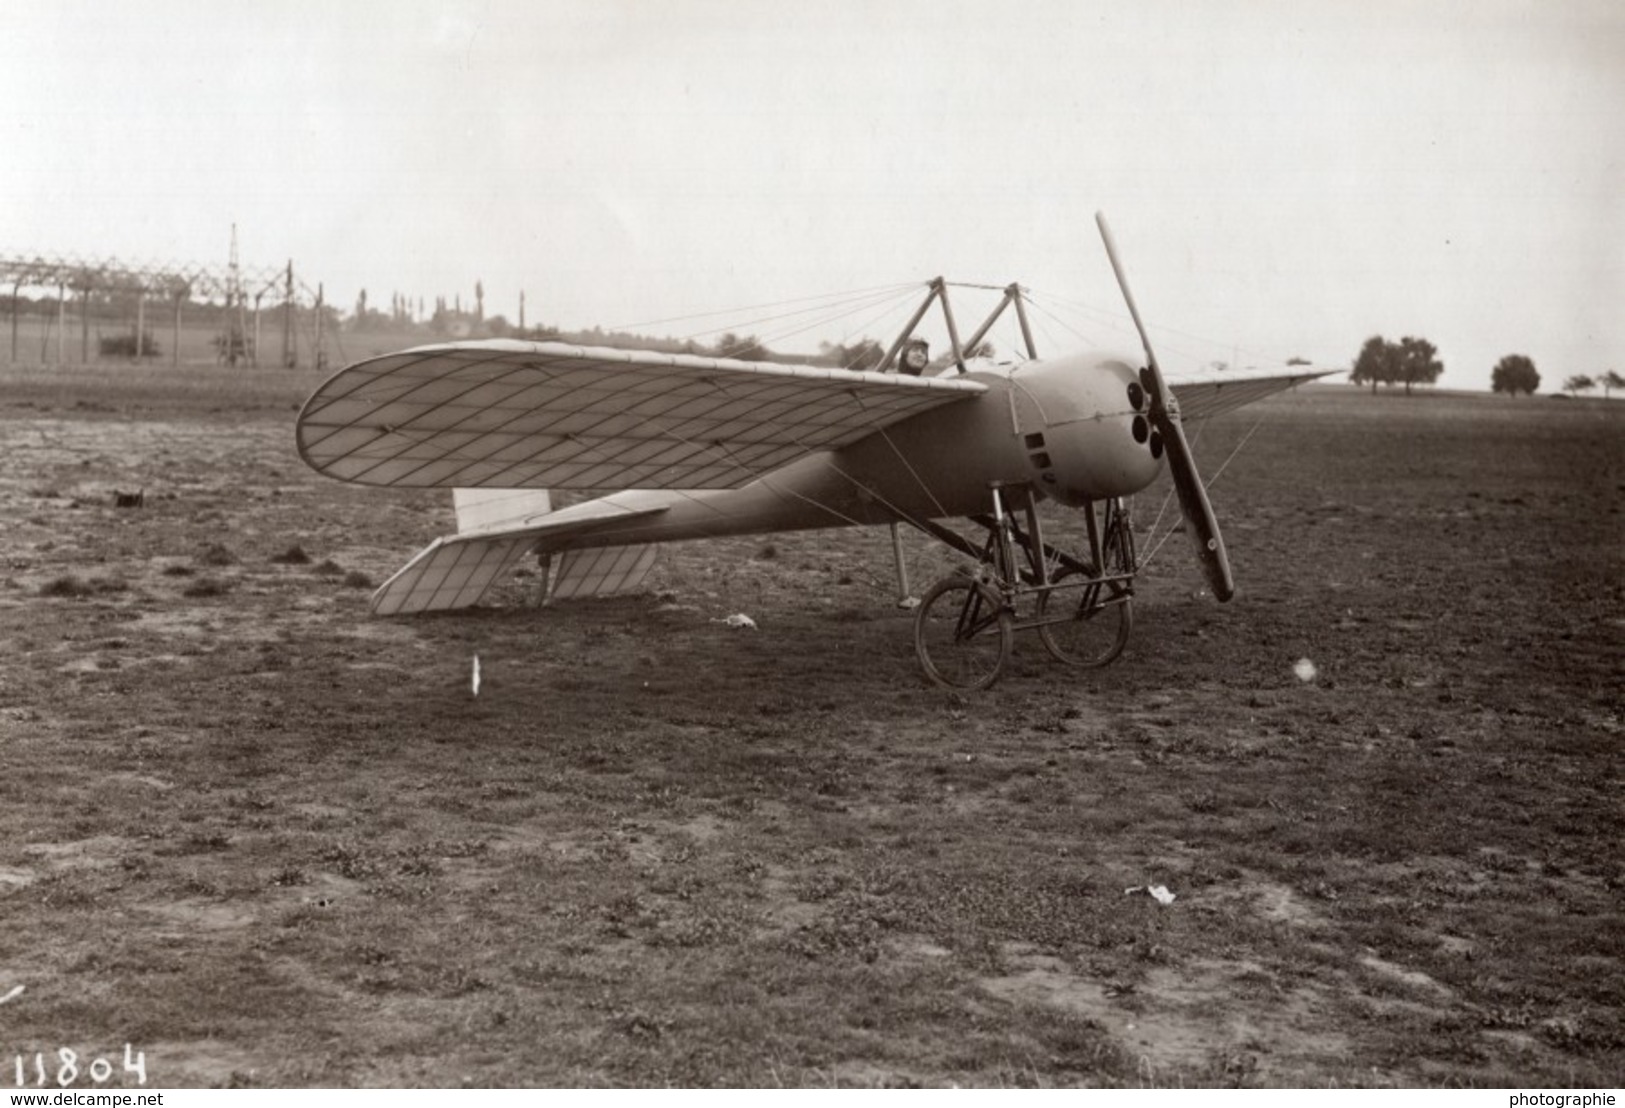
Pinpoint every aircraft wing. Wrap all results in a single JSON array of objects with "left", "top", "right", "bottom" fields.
[
  {"left": 1166, "top": 365, "right": 1337, "bottom": 422},
  {"left": 297, "top": 340, "right": 987, "bottom": 491}
]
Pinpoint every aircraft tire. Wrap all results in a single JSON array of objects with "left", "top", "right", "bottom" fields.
[
  {"left": 914, "top": 576, "right": 1012, "bottom": 691},
  {"left": 1035, "top": 569, "right": 1132, "bottom": 668}
]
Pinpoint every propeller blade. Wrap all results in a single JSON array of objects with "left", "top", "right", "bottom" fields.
[{"left": 1095, "top": 213, "right": 1235, "bottom": 601}]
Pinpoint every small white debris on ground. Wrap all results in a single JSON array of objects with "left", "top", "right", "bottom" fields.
[
  {"left": 0, "top": 984, "right": 24, "bottom": 1005},
  {"left": 713, "top": 613, "right": 757, "bottom": 629},
  {"left": 471, "top": 654, "right": 481, "bottom": 697},
  {"left": 897, "top": 596, "right": 921, "bottom": 610},
  {"left": 1124, "top": 885, "right": 1178, "bottom": 905},
  {"left": 1293, "top": 657, "right": 1318, "bottom": 682}
]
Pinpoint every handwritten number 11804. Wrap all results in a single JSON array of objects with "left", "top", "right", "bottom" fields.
[{"left": 13, "top": 1046, "right": 147, "bottom": 1086}]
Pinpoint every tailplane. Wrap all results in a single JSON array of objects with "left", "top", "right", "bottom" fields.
[
  {"left": 371, "top": 532, "right": 538, "bottom": 615},
  {"left": 369, "top": 489, "right": 668, "bottom": 615},
  {"left": 550, "top": 544, "right": 660, "bottom": 600}
]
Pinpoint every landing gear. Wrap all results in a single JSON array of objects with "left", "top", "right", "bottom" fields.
[
  {"left": 914, "top": 575, "right": 1012, "bottom": 690},
  {"left": 1035, "top": 568, "right": 1132, "bottom": 668},
  {"left": 911, "top": 485, "right": 1137, "bottom": 689},
  {"left": 1036, "top": 495, "right": 1135, "bottom": 668}
]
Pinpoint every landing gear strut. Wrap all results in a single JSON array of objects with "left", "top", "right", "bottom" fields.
[{"left": 911, "top": 484, "right": 1136, "bottom": 690}]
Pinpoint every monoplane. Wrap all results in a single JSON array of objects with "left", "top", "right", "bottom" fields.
[{"left": 296, "top": 215, "right": 1331, "bottom": 687}]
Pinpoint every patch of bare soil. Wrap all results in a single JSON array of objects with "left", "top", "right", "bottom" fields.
[{"left": 0, "top": 370, "right": 1620, "bottom": 1087}]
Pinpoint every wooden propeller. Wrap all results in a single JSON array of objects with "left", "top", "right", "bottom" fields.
[{"left": 1095, "top": 212, "right": 1235, "bottom": 601}]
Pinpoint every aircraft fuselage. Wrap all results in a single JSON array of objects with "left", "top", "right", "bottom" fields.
[{"left": 534, "top": 351, "right": 1165, "bottom": 551}]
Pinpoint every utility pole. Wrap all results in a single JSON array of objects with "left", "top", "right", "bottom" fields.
[
  {"left": 282, "top": 261, "right": 295, "bottom": 368},
  {"left": 252, "top": 291, "right": 263, "bottom": 367},
  {"left": 315, "top": 282, "right": 326, "bottom": 371},
  {"left": 79, "top": 277, "right": 91, "bottom": 363},
  {"left": 224, "top": 224, "right": 245, "bottom": 367},
  {"left": 172, "top": 281, "right": 186, "bottom": 367},
  {"left": 172, "top": 285, "right": 183, "bottom": 366}
]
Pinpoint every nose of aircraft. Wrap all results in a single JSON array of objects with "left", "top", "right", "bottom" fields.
[
  {"left": 1016, "top": 353, "right": 1165, "bottom": 506},
  {"left": 1124, "top": 374, "right": 1164, "bottom": 462}
]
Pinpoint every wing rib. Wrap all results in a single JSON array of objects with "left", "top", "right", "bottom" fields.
[
  {"left": 1166, "top": 365, "right": 1337, "bottom": 422},
  {"left": 297, "top": 340, "right": 986, "bottom": 491}
]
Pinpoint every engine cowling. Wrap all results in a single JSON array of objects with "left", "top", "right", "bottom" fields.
[
  {"left": 1010, "top": 352, "right": 1164, "bottom": 507},
  {"left": 833, "top": 352, "right": 1168, "bottom": 521}
]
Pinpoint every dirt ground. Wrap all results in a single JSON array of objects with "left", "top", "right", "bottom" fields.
[{"left": 1, "top": 362, "right": 1620, "bottom": 1087}]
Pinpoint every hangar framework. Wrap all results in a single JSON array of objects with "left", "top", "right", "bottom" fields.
[{"left": 0, "top": 243, "right": 329, "bottom": 369}]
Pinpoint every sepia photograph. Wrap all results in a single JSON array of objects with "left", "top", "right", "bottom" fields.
[{"left": 1, "top": 0, "right": 1620, "bottom": 1091}]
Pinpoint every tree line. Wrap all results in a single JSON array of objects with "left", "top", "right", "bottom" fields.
[
  {"left": 1489, "top": 357, "right": 1622, "bottom": 397},
  {"left": 343, "top": 283, "right": 921, "bottom": 371},
  {"left": 1554, "top": 370, "right": 1625, "bottom": 398},
  {"left": 1349, "top": 334, "right": 1619, "bottom": 398},
  {"left": 347, "top": 287, "right": 1625, "bottom": 394}
]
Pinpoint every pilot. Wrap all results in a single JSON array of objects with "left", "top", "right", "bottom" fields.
[{"left": 899, "top": 338, "right": 930, "bottom": 376}]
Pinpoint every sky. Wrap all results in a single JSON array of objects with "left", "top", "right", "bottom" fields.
[{"left": 2, "top": 0, "right": 1621, "bottom": 389}]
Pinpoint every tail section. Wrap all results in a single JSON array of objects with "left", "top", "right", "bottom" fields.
[
  {"left": 369, "top": 489, "right": 668, "bottom": 615},
  {"left": 371, "top": 533, "right": 538, "bottom": 615},
  {"left": 452, "top": 488, "right": 553, "bottom": 534},
  {"left": 550, "top": 544, "right": 660, "bottom": 600}
]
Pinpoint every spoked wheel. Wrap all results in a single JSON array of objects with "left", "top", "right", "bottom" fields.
[
  {"left": 1036, "top": 568, "right": 1133, "bottom": 668},
  {"left": 914, "top": 575, "right": 1013, "bottom": 690}
]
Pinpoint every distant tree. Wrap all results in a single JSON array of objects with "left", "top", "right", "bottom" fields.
[
  {"left": 1287, "top": 356, "right": 1311, "bottom": 366},
  {"left": 1394, "top": 336, "right": 1443, "bottom": 395},
  {"left": 1564, "top": 374, "right": 1595, "bottom": 397},
  {"left": 819, "top": 339, "right": 886, "bottom": 370},
  {"left": 212, "top": 328, "right": 249, "bottom": 365},
  {"left": 817, "top": 339, "right": 875, "bottom": 370},
  {"left": 474, "top": 280, "right": 484, "bottom": 322},
  {"left": 349, "top": 288, "right": 389, "bottom": 330},
  {"left": 713, "top": 332, "right": 770, "bottom": 361},
  {"left": 1491, "top": 354, "right": 1540, "bottom": 396},
  {"left": 1349, "top": 335, "right": 1397, "bottom": 394},
  {"left": 1348, "top": 335, "right": 1443, "bottom": 395},
  {"left": 99, "top": 331, "right": 159, "bottom": 358},
  {"left": 1600, "top": 370, "right": 1624, "bottom": 399}
]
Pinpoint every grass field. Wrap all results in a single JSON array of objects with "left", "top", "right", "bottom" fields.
[{"left": 0, "top": 363, "right": 1620, "bottom": 1087}]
